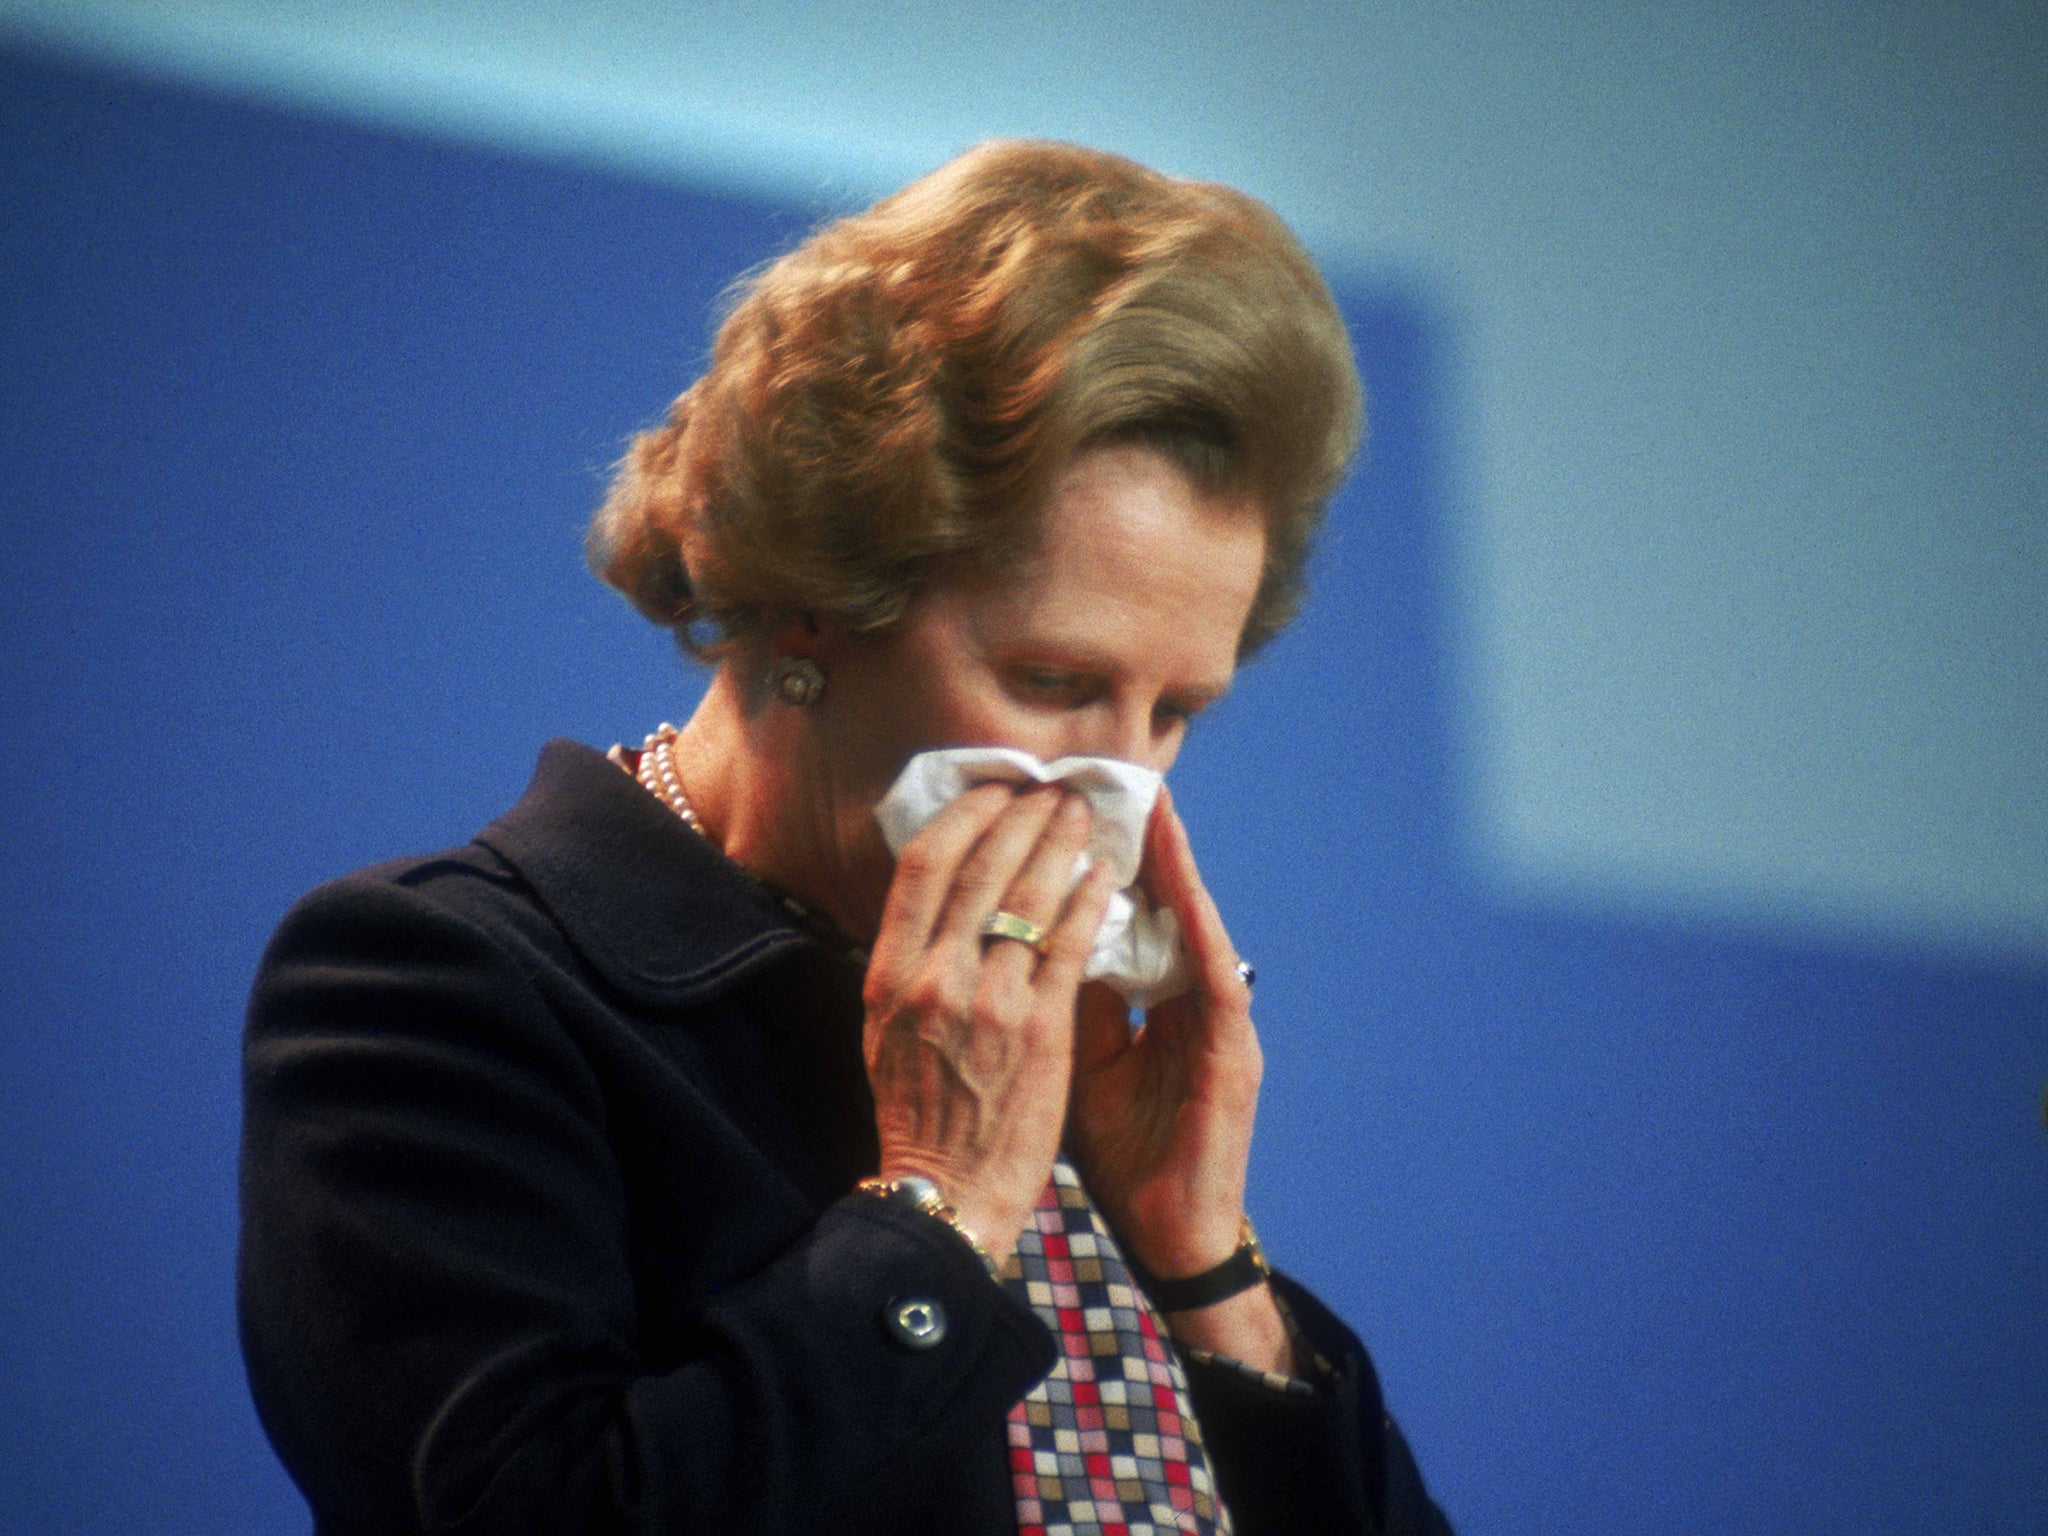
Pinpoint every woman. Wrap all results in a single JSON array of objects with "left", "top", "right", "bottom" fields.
[{"left": 240, "top": 140, "right": 1452, "bottom": 1535}]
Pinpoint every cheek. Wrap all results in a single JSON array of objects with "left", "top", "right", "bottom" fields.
[
  {"left": 839, "top": 601, "right": 1059, "bottom": 760},
  {"left": 900, "top": 669, "right": 1078, "bottom": 759},
  {"left": 832, "top": 659, "right": 1015, "bottom": 773},
  {"left": 928, "top": 683, "right": 1046, "bottom": 754}
]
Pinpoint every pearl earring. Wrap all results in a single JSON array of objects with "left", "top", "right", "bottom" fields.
[{"left": 770, "top": 656, "right": 825, "bottom": 706}]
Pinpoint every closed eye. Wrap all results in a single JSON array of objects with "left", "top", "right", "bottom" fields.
[
  {"left": 1007, "top": 665, "right": 1223, "bottom": 729},
  {"left": 1014, "top": 668, "right": 1097, "bottom": 705}
]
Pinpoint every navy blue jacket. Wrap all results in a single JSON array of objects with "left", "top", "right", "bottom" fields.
[{"left": 239, "top": 739, "right": 1453, "bottom": 1535}]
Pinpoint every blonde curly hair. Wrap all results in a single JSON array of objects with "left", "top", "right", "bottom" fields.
[{"left": 589, "top": 139, "right": 1362, "bottom": 660}]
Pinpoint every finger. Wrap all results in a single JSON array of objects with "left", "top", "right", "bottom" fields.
[
  {"left": 977, "top": 790, "right": 1097, "bottom": 987},
  {"left": 1032, "top": 858, "right": 1119, "bottom": 999},
  {"left": 929, "top": 784, "right": 1064, "bottom": 949},
  {"left": 871, "top": 781, "right": 1019, "bottom": 969},
  {"left": 1073, "top": 979, "right": 1133, "bottom": 1075},
  {"left": 1146, "top": 786, "right": 1252, "bottom": 1012}
]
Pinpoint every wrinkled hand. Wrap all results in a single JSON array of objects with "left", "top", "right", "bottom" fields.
[
  {"left": 1066, "top": 784, "right": 1262, "bottom": 1282},
  {"left": 862, "top": 783, "right": 1117, "bottom": 1266},
  {"left": 1066, "top": 788, "right": 1293, "bottom": 1370}
]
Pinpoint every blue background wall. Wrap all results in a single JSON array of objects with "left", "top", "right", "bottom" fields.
[{"left": 3, "top": 35, "right": 2045, "bottom": 1536}]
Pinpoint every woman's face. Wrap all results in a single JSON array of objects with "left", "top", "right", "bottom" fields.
[{"left": 801, "top": 440, "right": 1266, "bottom": 898}]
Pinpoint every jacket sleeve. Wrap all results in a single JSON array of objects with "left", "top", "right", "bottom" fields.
[
  {"left": 1184, "top": 1276, "right": 1455, "bottom": 1536},
  {"left": 238, "top": 873, "right": 1056, "bottom": 1536}
]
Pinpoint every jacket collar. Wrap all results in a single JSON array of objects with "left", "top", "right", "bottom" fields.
[{"left": 475, "top": 739, "right": 811, "bottom": 1007}]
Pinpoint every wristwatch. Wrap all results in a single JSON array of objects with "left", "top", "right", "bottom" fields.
[{"left": 1126, "top": 1217, "right": 1272, "bottom": 1311}]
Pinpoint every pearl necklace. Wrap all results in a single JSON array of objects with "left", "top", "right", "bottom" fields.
[
  {"left": 634, "top": 723, "right": 705, "bottom": 835},
  {"left": 618, "top": 722, "right": 869, "bottom": 968}
]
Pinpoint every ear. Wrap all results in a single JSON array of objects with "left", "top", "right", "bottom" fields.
[
  {"left": 756, "top": 611, "right": 833, "bottom": 710},
  {"left": 764, "top": 610, "right": 823, "bottom": 660}
]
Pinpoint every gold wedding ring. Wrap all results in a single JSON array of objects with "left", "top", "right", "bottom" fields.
[{"left": 980, "top": 910, "right": 1050, "bottom": 953}]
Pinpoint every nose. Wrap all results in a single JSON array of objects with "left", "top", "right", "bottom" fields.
[{"left": 1060, "top": 701, "right": 1178, "bottom": 774}]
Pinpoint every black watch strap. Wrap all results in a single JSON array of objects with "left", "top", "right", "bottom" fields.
[{"left": 1127, "top": 1220, "right": 1270, "bottom": 1311}]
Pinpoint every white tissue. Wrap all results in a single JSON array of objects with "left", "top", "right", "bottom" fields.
[{"left": 873, "top": 747, "right": 1193, "bottom": 1008}]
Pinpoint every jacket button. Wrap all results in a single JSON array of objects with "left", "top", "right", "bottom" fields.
[{"left": 884, "top": 1296, "right": 948, "bottom": 1350}]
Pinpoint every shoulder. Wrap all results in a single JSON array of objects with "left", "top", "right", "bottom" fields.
[
  {"left": 256, "top": 738, "right": 811, "bottom": 1026},
  {"left": 244, "top": 842, "right": 605, "bottom": 1136},
  {"left": 256, "top": 839, "right": 559, "bottom": 1003},
  {"left": 249, "top": 823, "right": 577, "bottom": 1069}
]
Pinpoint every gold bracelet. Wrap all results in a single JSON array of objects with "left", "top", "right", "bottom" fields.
[{"left": 856, "top": 1174, "right": 999, "bottom": 1277}]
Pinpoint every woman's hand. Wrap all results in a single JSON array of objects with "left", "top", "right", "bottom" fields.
[
  {"left": 862, "top": 783, "right": 1118, "bottom": 1267},
  {"left": 1067, "top": 786, "right": 1295, "bottom": 1368}
]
